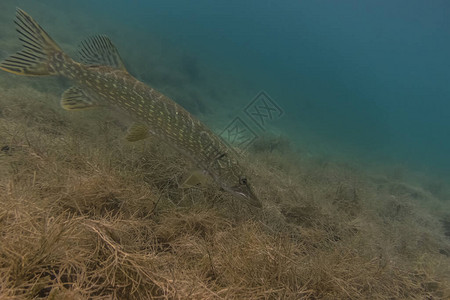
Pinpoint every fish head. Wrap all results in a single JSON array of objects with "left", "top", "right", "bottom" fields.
[
  {"left": 222, "top": 175, "right": 261, "bottom": 208},
  {"left": 211, "top": 153, "right": 262, "bottom": 208}
]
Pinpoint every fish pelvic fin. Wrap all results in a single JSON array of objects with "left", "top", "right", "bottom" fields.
[
  {"left": 61, "top": 86, "right": 99, "bottom": 110},
  {"left": 126, "top": 123, "right": 150, "bottom": 142},
  {"left": 0, "top": 8, "right": 62, "bottom": 76},
  {"left": 179, "top": 170, "right": 209, "bottom": 189}
]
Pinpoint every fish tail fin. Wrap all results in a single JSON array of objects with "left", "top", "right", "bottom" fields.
[{"left": 0, "top": 8, "right": 63, "bottom": 76}]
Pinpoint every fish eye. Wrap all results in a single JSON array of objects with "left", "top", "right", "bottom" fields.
[{"left": 239, "top": 176, "right": 248, "bottom": 185}]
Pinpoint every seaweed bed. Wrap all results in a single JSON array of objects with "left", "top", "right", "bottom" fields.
[{"left": 0, "top": 79, "right": 449, "bottom": 299}]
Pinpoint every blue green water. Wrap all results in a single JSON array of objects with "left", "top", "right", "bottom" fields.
[{"left": 5, "top": 0, "right": 450, "bottom": 175}]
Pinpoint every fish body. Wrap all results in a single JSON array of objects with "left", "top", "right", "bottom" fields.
[{"left": 0, "top": 9, "right": 261, "bottom": 207}]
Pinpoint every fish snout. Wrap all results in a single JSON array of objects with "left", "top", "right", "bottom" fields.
[{"left": 228, "top": 184, "right": 262, "bottom": 208}]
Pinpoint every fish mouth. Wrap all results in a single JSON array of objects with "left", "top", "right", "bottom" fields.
[
  {"left": 246, "top": 190, "right": 262, "bottom": 208},
  {"left": 230, "top": 185, "right": 262, "bottom": 208},
  {"left": 245, "top": 194, "right": 262, "bottom": 208}
]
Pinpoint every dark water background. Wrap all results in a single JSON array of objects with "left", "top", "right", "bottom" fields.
[{"left": 4, "top": 0, "right": 450, "bottom": 175}]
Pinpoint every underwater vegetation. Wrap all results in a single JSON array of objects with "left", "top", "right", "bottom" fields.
[
  {"left": 0, "top": 82, "right": 449, "bottom": 299},
  {"left": 0, "top": 5, "right": 449, "bottom": 300}
]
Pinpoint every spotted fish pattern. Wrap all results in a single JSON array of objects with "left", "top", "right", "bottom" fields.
[{"left": 0, "top": 9, "right": 261, "bottom": 207}]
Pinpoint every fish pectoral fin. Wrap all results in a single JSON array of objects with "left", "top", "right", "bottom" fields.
[
  {"left": 78, "top": 35, "right": 127, "bottom": 71},
  {"left": 61, "top": 86, "right": 98, "bottom": 110},
  {"left": 179, "top": 170, "right": 209, "bottom": 189},
  {"left": 126, "top": 123, "right": 150, "bottom": 142}
]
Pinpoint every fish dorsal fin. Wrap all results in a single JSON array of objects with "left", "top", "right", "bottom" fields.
[
  {"left": 61, "top": 86, "right": 98, "bottom": 110},
  {"left": 126, "top": 123, "right": 150, "bottom": 142},
  {"left": 78, "top": 35, "right": 126, "bottom": 71}
]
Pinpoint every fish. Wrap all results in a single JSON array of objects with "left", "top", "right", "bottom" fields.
[{"left": 0, "top": 8, "right": 262, "bottom": 208}]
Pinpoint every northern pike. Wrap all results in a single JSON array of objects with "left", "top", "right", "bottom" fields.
[{"left": 0, "top": 9, "right": 261, "bottom": 207}]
